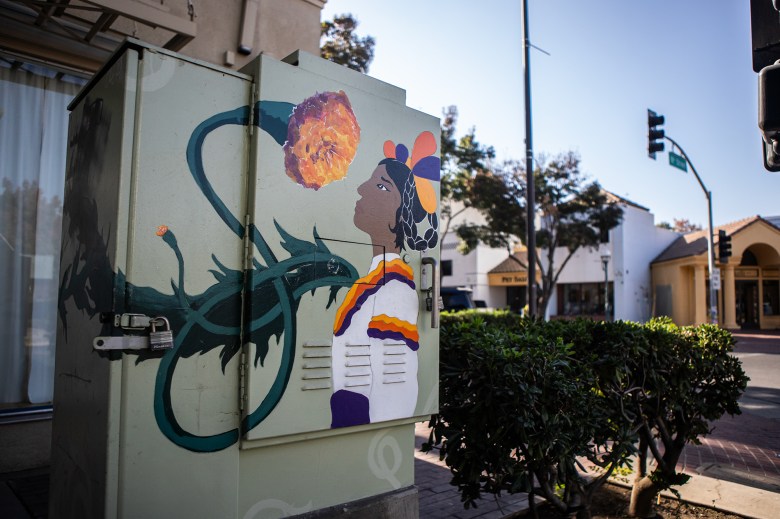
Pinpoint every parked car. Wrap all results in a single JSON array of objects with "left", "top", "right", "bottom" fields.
[{"left": 440, "top": 286, "right": 475, "bottom": 311}]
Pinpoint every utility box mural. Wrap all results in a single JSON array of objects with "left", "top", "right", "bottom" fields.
[{"left": 51, "top": 40, "right": 439, "bottom": 518}]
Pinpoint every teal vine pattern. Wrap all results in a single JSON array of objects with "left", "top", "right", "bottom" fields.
[
  {"left": 145, "top": 102, "right": 358, "bottom": 452},
  {"left": 59, "top": 97, "right": 359, "bottom": 452}
]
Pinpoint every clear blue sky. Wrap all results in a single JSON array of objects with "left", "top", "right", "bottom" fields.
[{"left": 322, "top": 0, "right": 778, "bottom": 228}]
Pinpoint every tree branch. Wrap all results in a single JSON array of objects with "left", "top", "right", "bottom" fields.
[
  {"left": 441, "top": 205, "right": 468, "bottom": 244},
  {"left": 655, "top": 415, "right": 673, "bottom": 448},
  {"left": 507, "top": 254, "right": 528, "bottom": 270},
  {"left": 535, "top": 469, "right": 569, "bottom": 512},
  {"left": 642, "top": 422, "right": 670, "bottom": 473},
  {"left": 550, "top": 248, "right": 577, "bottom": 288}
]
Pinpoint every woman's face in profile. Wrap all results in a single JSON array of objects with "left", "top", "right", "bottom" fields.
[{"left": 354, "top": 164, "right": 402, "bottom": 249}]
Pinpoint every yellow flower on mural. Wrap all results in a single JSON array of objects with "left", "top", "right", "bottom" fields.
[{"left": 283, "top": 91, "right": 360, "bottom": 190}]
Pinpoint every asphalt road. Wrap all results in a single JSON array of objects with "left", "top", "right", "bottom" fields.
[{"left": 733, "top": 332, "right": 780, "bottom": 421}]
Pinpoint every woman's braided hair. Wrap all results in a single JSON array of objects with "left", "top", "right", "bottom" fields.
[{"left": 382, "top": 158, "right": 439, "bottom": 252}]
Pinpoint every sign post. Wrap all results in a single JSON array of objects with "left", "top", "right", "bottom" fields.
[
  {"left": 711, "top": 268, "right": 721, "bottom": 290},
  {"left": 665, "top": 135, "right": 718, "bottom": 325},
  {"left": 646, "top": 111, "right": 718, "bottom": 325}
]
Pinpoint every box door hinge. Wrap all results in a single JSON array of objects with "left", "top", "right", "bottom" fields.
[
  {"left": 239, "top": 350, "right": 247, "bottom": 413},
  {"left": 247, "top": 82, "right": 257, "bottom": 136},
  {"left": 243, "top": 213, "right": 253, "bottom": 273}
]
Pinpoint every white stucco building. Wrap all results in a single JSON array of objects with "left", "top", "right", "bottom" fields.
[
  {"left": 441, "top": 194, "right": 680, "bottom": 321},
  {"left": 439, "top": 204, "right": 512, "bottom": 308}
]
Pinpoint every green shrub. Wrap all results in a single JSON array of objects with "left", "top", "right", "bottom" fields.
[
  {"left": 431, "top": 314, "right": 600, "bottom": 509},
  {"left": 627, "top": 319, "right": 749, "bottom": 517},
  {"left": 426, "top": 313, "right": 748, "bottom": 519}
]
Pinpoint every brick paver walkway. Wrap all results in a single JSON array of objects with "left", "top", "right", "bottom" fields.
[
  {"left": 678, "top": 331, "right": 780, "bottom": 488},
  {"left": 414, "top": 422, "right": 530, "bottom": 519},
  {"left": 680, "top": 410, "right": 780, "bottom": 482}
]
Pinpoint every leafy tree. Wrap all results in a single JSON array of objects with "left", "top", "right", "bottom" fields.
[
  {"left": 439, "top": 106, "right": 495, "bottom": 244},
  {"left": 656, "top": 218, "right": 702, "bottom": 233},
  {"left": 672, "top": 218, "right": 702, "bottom": 233},
  {"left": 457, "top": 152, "right": 623, "bottom": 317},
  {"left": 320, "top": 14, "right": 375, "bottom": 73}
]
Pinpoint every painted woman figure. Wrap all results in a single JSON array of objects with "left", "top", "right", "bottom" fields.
[{"left": 330, "top": 131, "right": 440, "bottom": 428}]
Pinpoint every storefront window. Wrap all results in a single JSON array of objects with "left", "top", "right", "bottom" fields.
[
  {"left": 560, "top": 282, "right": 612, "bottom": 316},
  {"left": 763, "top": 279, "right": 780, "bottom": 316},
  {"left": 0, "top": 63, "right": 82, "bottom": 409}
]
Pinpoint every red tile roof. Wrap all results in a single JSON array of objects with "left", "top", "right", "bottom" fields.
[
  {"left": 488, "top": 252, "right": 529, "bottom": 274},
  {"left": 651, "top": 216, "right": 778, "bottom": 264}
]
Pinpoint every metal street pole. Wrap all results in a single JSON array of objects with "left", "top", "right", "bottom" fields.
[
  {"left": 522, "top": 0, "right": 537, "bottom": 318},
  {"left": 704, "top": 190, "right": 718, "bottom": 325},
  {"left": 601, "top": 252, "right": 611, "bottom": 321},
  {"left": 665, "top": 135, "right": 718, "bottom": 325}
]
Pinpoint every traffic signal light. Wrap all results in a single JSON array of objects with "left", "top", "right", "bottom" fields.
[
  {"left": 759, "top": 60, "right": 780, "bottom": 171},
  {"left": 718, "top": 229, "right": 732, "bottom": 262},
  {"left": 648, "top": 109, "right": 665, "bottom": 159}
]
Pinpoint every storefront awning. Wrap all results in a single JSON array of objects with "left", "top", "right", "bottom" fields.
[{"left": 487, "top": 252, "right": 535, "bottom": 286}]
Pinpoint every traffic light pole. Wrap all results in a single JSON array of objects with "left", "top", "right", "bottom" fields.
[{"left": 665, "top": 135, "right": 718, "bottom": 325}]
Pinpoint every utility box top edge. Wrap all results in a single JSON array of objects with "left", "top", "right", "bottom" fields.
[
  {"left": 68, "top": 38, "right": 253, "bottom": 111},
  {"left": 245, "top": 49, "right": 407, "bottom": 106}
]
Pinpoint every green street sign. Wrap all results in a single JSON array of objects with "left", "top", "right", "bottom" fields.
[{"left": 669, "top": 152, "right": 687, "bottom": 172}]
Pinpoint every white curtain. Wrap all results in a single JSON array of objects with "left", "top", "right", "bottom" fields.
[{"left": 0, "top": 63, "right": 82, "bottom": 405}]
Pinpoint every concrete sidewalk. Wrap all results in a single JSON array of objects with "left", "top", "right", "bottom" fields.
[{"left": 660, "top": 473, "right": 780, "bottom": 519}]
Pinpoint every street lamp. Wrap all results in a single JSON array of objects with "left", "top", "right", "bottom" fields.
[{"left": 601, "top": 251, "right": 611, "bottom": 321}]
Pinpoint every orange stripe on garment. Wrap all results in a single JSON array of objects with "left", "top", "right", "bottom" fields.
[
  {"left": 333, "top": 259, "right": 416, "bottom": 335},
  {"left": 333, "top": 283, "right": 377, "bottom": 335},
  {"left": 384, "top": 259, "right": 414, "bottom": 281},
  {"left": 333, "top": 263, "right": 384, "bottom": 335},
  {"left": 368, "top": 315, "right": 419, "bottom": 342}
]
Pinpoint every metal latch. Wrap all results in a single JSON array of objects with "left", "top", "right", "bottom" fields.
[
  {"left": 93, "top": 314, "right": 171, "bottom": 351},
  {"left": 94, "top": 336, "right": 149, "bottom": 351},
  {"left": 114, "top": 313, "right": 153, "bottom": 330}
]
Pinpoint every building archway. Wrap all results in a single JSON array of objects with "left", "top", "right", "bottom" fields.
[
  {"left": 733, "top": 244, "right": 780, "bottom": 329},
  {"left": 652, "top": 217, "right": 780, "bottom": 329}
]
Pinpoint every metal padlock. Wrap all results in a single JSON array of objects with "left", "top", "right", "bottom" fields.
[{"left": 149, "top": 317, "right": 174, "bottom": 351}]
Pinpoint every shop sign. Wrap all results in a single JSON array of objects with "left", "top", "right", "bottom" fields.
[{"left": 488, "top": 272, "right": 529, "bottom": 286}]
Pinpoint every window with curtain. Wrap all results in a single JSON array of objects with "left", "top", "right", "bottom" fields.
[{"left": 0, "top": 62, "right": 84, "bottom": 408}]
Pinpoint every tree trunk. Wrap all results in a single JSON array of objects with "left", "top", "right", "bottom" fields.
[
  {"left": 538, "top": 292, "right": 550, "bottom": 318},
  {"left": 629, "top": 475, "right": 659, "bottom": 518},
  {"left": 538, "top": 275, "right": 552, "bottom": 318},
  {"left": 528, "top": 489, "right": 538, "bottom": 519}
]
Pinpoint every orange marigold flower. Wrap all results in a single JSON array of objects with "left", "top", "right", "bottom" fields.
[
  {"left": 284, "top": 91, "right": 360, "bottom": 190},
  {"left": 156, "top": 225, "right": 169, "bottom": 237}
]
